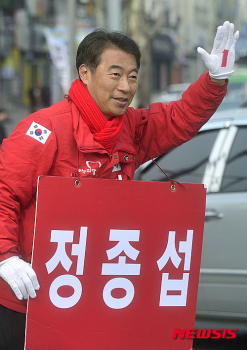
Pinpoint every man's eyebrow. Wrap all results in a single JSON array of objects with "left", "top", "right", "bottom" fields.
[{"left": 109, "top": 65, "right": 138, "bottom": 73}]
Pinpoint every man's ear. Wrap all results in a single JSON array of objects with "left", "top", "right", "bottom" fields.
[{"left": 78, "top": 64, "right": 89, "bottom": 85}]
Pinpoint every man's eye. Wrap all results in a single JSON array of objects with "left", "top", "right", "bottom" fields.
[
  {"left": 112, "top": 72, "right": 120, "bottom": 77},
  {"left": 129, "top": 75, "right": 137, "bottom": 80}
]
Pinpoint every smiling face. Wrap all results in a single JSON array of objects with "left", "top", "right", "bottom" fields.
[{"left": 78, "top": 47, "right": 138, "bottom": 120}]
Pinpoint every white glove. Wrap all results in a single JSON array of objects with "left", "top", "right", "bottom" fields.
[
  {"left": 0, "top": 256, "right": 40, "bottom": 300},
  {"left": 197, "top": 21, "right": 239, "bottom": 80}
]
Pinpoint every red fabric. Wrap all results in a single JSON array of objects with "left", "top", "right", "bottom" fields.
[
  {"left": 0, "top": 72, "right": 227, "bottom": 313},
  {"left": 69, "top": 79, "right": 124, "bottom": 153}
]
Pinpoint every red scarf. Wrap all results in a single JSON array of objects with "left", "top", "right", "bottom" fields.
[{"left": 69, "top": 79, "right": 124, "bottom": 153}]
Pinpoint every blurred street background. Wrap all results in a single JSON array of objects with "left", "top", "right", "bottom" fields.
[{"left": 1, "top": 0, "right": 247, "bottom": 136}]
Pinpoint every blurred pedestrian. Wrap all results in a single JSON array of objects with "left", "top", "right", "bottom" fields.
[
  {"left": 41, "top": 86, "right": 51, "bottom": 108},
  {"left": 29, "top": 83, "right": 41, "bottom": 113},
  {"left": 0, "top": 109, "right": 7, "bottom": 146},
  {"left": 0, "top": 21, "right": 239, "bottom": 350}
]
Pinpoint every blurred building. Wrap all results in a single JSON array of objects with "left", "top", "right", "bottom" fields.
[
  {"left": 0, "top": 0, "right": 52, "bottom": 109},
  {"left": 0, "top": 0, "right": 96, "bottom": 111}
]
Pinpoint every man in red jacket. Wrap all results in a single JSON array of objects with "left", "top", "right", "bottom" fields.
[{"left": 0, "top": 21, "right": 239, "bottom": 349}]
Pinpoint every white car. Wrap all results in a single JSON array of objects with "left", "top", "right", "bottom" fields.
[{"left": 134, "top": 107, "right": 247, "bottom": 325}]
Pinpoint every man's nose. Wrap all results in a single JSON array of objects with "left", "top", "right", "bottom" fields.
[{"left": 117, "top": 76, "right": 131, "bottom": 92}]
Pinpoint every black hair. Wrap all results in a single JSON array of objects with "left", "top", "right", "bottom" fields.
[{"left": 76, "top": 29, "right": 141, "bottom": 74}]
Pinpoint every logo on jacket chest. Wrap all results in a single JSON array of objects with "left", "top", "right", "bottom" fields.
[
  {"left": 112, "top": 163, "right": 121, "bottom": 172},
  {"left": 78, "top": 161, "right": 102, "bottom": 175}
]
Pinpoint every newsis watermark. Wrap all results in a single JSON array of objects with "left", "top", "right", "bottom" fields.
[{"left": 173, "top": 328, "right": 238, "bottom": 339}]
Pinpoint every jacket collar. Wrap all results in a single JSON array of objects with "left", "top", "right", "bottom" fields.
[
  {"left": 72, "top": 103, "right": 107, "bottom": 152},
  {"left": 72, "top": 103, "right": 136, "bottom": 155}
]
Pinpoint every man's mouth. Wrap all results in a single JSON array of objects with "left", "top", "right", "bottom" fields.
[
  {"left": 114, "top": 97, "right": 128, "bottom": 106},
  {"left": 114, "top": 97, "right": 128, "bottom": 102}
]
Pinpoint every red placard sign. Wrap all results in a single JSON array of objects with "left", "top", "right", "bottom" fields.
[{"left": 25, "top": 176, "right": 206, "bottom": 350}]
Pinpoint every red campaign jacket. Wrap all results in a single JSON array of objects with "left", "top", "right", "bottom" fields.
[{"left": 0, "top": 73, "right": 227, "bottom": 312}]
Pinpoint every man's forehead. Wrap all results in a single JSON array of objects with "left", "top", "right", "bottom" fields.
[{"left": 100, "top": 48, "right": 138, "bottom": 70}]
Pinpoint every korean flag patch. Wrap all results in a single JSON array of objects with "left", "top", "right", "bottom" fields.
[{"left": 26, "top": 121, "right": 51, "bottom": 144}]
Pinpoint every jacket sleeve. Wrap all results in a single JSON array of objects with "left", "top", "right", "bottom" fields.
[
  {"left": 0, "top": 113, "right": 57, "bottom": 261},
  {"left": 135, "top": 72, "right": 228, "bottom": 167}
]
